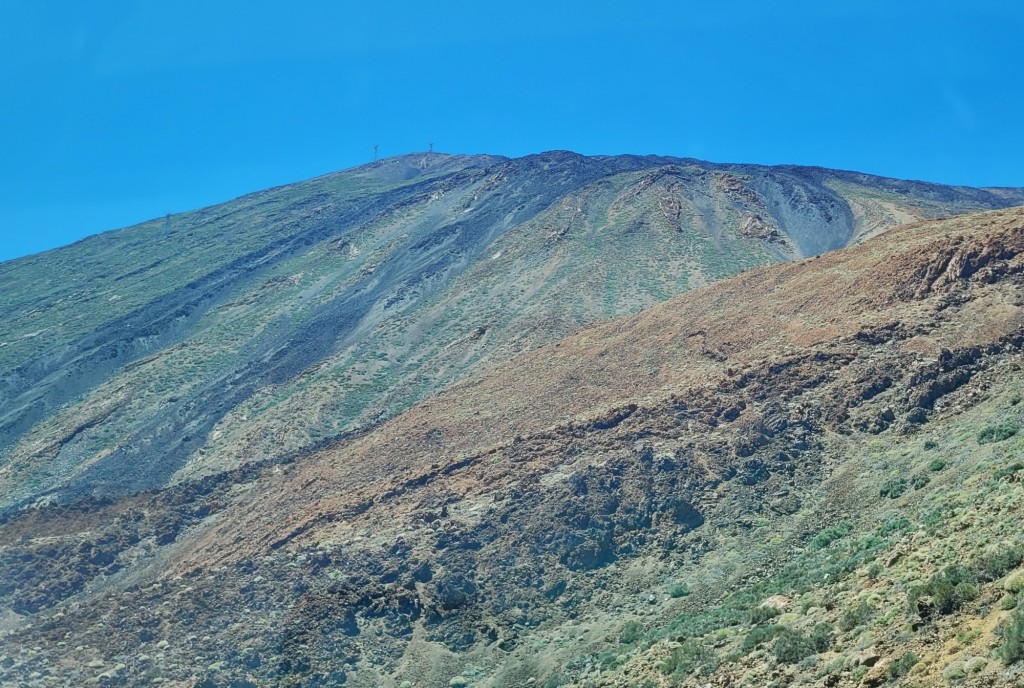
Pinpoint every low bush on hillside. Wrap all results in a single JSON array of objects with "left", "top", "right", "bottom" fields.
[
  {"left": 771, "top": 624, "right": 833, "bottom": 664},
  {"left": 889, "top": 651, "right": 919, "bottom": 678},
  {"left": 909, "top": 565, "right": 979, "bottom": 616},
  {"left": 810, "top": 521, "right": 853, "bottom": 549},
  {"left": 993, "top": 462, "right": 1024, "bottom": 482},
  {"left": 659, "top": 638, "right": 720, "bottom": 677},
  {"left": 838, "top": 601, "right": 873, "bottom": 631},
  {"left": 879, "top": 478, "right": 907, "bottom": 499},
  {"left": 619, "top": 620, "right": 645, "bottom": 645},
  {"left": 668, "top": 583, "right": 691, "bottom": 598},
  {"left": 972, "top": 546, "right": 1023, "bottom": 583},
  {"left": 749, "top": 605, "right": 782, "bottom": 625},
  {"left": 998, "top": 608, "right": 1024, "bottom": 665},
  {"left": 927, "top": 458, "right": 946, "bottom": 471},
  {"left": 877, "top": 518, "right": 911, "bottom": 536},
  {"left": 978, "top": 420, "right": 1019, "bottom": 444}
]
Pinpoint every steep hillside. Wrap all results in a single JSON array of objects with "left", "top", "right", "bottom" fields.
[
  {"left": 1, "top": 207, "right": 1022, "bottom": 687},
  {"left": 0, "top": 152, "right": 1019, "bottom": 514}
]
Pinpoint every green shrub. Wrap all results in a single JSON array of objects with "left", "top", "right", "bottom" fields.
[
  {"left": 771, "top": 624, "right": 833, "bottom": 664},
  {"left": 909, "top": 565, "right": 979, "bottom": 616},
  {"left": 811, "top": 521, "right": 854, "bottom": 549},
  {"left": 923, "top": 439, "right": 940, "bottom": 450},
  {"left": 659, "top": 638, "right": 720, "bottom": 677},
  {"left": 880, "top": 478, "right": 907, "bottom": 499},
  {"left": 742, "top": 623, "right": 785, "bottom": 652},
  {"left": 619, "top": 620, "right": 644, "bottom": 644},
  {"left": 972, "top": 546, "right": 1023, "bottom": 583},
  {"left": 838, "top": 602, "right": 873, "bottom": 632},
  {"left": 998, "top": 609, "right": 1024, "bottom": 665},
  {"left": 749, "top": 605, "right": 782, "bottom": 625},
  {"left": 993, "top": 462, "right": 1024, "bottom": 481},
  {"left": 889, "top": 651, "right": 919, "bottom": 678},
  {"left": 921, "top": 507, "right": 949, "bottom": 529},
  {"left": 978, "top": 421, "right": 1019, "bottom": 444},
  {"left": 910, "top": 474, "right": 930, "bottom": 490},
  {"left": 867, "top": 562, "right": 884, "bottom": 581},
  {"left": 668, "top": 583, "right": 691, "bottom": 598},
  {"left": 544, "top": 673, "right": 567, "bottom": 688},
  {"left": 927, "top": 458, "right": 946, "bottom": 471},
  {"left": 878, "top": 518, "right": 911, "bottom": 536},
  {"left": 597, "top": 649, "right": 626, "bottom": 670}
]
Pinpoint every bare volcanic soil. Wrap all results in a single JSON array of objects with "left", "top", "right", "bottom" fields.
[{"left": 1, "top": 208, "right": 1023, "bottom": 687}]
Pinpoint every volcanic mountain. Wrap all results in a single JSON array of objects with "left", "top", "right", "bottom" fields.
[
  {"left": 1, "top": 152, "right": 1021, "bottom": 513},
  {"left": 1, "top": 154, "right": 1024, "bottom": 687}
]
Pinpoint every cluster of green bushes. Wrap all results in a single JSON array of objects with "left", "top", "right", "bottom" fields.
[
  {"left": 909, "top": 546, "right": 1023, "bottom": 617},
  {"left": 740, "top": 623, "right": 834, "bottom": 664},
  {"left": 909, "top": 565, "right": 978, "bottom": 616}
]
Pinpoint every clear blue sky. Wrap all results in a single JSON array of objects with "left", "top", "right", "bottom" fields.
[{"left": 2, "top": 1, "right": 1022, "bottom": 262}]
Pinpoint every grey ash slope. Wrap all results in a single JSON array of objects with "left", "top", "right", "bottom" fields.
[{"left": 0, "top": 150, "right": 1019, "bottom": 510}]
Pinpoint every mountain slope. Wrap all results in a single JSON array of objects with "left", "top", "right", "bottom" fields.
[
  {"left": 1, "top": 153, "right": 1020, "bottom": 513},
  {"left": 1, "top": 206, "right": 1023, "bottom": 687}
]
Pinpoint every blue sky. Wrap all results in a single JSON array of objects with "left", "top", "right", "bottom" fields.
[{"left": 1, "top": 0, "right": 1022, "bottom": 262}]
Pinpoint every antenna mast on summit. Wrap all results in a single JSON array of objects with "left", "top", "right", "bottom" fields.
[
  {"left": 429, "top": 142, "right": 434, "bottom": 153},
  {"left": 373, "top": 144, "right": 379, "bottom": 162}
]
